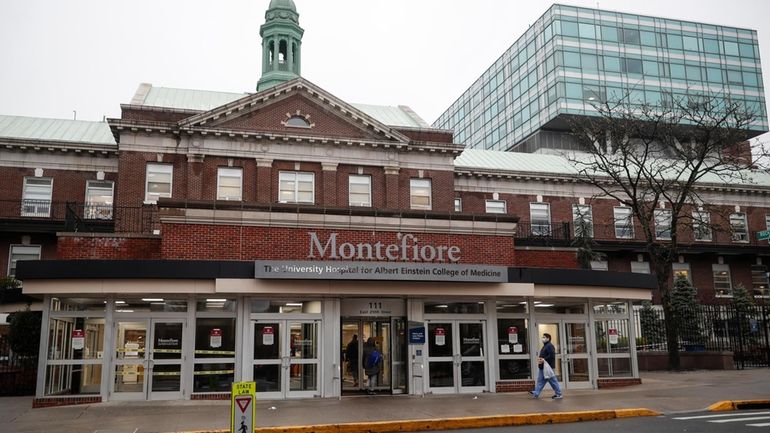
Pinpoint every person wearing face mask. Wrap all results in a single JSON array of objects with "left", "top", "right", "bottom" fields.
[{"left": 529, "top": 333, "right": 563, "bottom": 399}]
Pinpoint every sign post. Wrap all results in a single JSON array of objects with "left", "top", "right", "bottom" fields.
[{"left": 231, "top": 381, "right": 256, "bottom": 433}]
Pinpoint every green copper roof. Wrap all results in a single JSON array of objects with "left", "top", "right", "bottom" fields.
[
  {"left": 132, "top": 85, "right": 427, "bottom": 128},
  {"left": 0, "top": 115, "right": 116, "bottom": 145},
  {"left": 141, "top": 86, "right": 247, "bottom": 111},
  {"left": 268, "top": 0, "right": 296, "bottom": 12}
]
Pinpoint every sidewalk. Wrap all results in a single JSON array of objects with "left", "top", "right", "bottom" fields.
[{"left": 1, "top": 369, "right": 768, "bottom": 433}]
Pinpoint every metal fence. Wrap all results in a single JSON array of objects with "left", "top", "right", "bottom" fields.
[
  {"left": 0, "top": 336, "right": 38, "bottom": 396},
  {"left": 634, "top": 304, "right": 770, "bottom": 369}
]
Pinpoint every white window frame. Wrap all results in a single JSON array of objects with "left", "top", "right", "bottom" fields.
[
  {"left": 217, "top": 167, "right": 243, "bottom": 201},
  {"left": 21, "top": 177, "right": 53, "bottom": 217},
  {"left": 84, "top": 180, "right": 114, "bottom": 220},
  {"left": 713, "top": 264, "right": 733, "bottom": 298},
  {"left": 693, "top": 211, "right": 712, "bottom": 242},
  {"left": 673, "top": 263, "right": 692, "bottom": 284},
  {"left": 278, "top": 171, "right": 315, "bottom": 204},
  {"left": 654, "top": 209, "right": 672, "bottom": 240},
  {"left": 348, "top": 175, "right": 372, "bottom": 207},
  {"left": 485, "top": 200, "right": 506, "bottom": 214},
  {"left": 630, "top": 261, "right": 650, "bottom": 274},
  {"left": 613, "top": 206, "right": 634, "bottom": 239},
  {"left": 409, "top": 179, "right": 432, "bottom": 210},
  {"left": 454, "top": 198, "right": 462, "bottom": 212},
  {"left": 145, "top": 163, "right": 173, "bottom": 204},
  {"left": 572, "top": 204, "right": 593, "bottom": 238},
  {"left": 7, "top": 244, "right": 41, "bottom": 277},
  {"left": 729, "top": 212, "right": 748, "bottom": 242},
  {"left": 751, "top": 264, "right": 770, "bottom": 299},
  {"left": 530, "top": 202, "right": 551, "bottom": 236}
]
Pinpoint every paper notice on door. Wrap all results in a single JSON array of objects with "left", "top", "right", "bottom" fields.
[
  {"left": 501, "top": 344, "right": 511, "bottom": 353},
  {"left": 262, "top": 326, "right": 275, "bottom": 346},
  {"left": 513, "top": 344, "right": 523, "bottom": 353}
]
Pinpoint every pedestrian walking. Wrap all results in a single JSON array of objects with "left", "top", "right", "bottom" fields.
[
  {"left": 361, "top": 337, "right": 382, "bottom": 395},
  {"left": 344, "top": 334, "right": 359, "bottom": 386},
  {"left": 530, "top": 332, "right": 563, "bottom": 399}
]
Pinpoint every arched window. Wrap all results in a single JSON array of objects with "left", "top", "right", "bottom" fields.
[{"left": 285, "top": 116, "right": 310, "bottom": 128}]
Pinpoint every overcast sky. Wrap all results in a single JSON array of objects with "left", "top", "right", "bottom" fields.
[{"left": 0, "top": 0, "right": 768, "bottom": 144}]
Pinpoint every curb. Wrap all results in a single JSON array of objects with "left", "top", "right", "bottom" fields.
[
  {"left": 174, "top": 408, "right": 660, "bottom": 433},
  {"left": 707, "top": 399, "right": 770, "bottom": 412}
]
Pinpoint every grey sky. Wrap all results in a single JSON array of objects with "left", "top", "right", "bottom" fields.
[{"left": 0, "top": 0, "right": 768, "bottom": 144}]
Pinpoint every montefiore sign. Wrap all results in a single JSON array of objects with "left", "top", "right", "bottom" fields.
[{"left": 307, "top": 232, "right": 461, "bottom": 263}]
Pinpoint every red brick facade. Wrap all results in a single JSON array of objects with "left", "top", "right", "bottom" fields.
[{"left": 57, "top": 235, "right": 162, "bottom": 260}]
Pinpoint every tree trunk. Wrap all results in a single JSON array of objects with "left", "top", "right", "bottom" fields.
[{"left": 660, "top": 288, "right": 681, "bottom": 370}]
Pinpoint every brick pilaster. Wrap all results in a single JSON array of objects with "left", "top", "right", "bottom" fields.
[
  {"left": 256, "top": 158, "right": 273, "bottom": 203},
  {"left": 322, "top": 163, "right": 338, "bottom": 207},
  {"left": 385, "top": 166, "right": 400, "bottom": 209}
]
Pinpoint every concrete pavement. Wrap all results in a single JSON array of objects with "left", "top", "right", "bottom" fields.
[{"left": 0, "top": 369, "right": 768, "bottom": 433}]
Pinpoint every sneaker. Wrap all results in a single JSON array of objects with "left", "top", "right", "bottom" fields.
[
  {"left": 528, "top": 391, "right": 538, "bottom": 399},
  {"left": 551, "top": 394, "right": 563, "bottom": 400}
]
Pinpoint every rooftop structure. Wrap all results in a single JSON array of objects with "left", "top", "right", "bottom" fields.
[{"left": 434, "top": 4, "right": 768, "bottom": 153}]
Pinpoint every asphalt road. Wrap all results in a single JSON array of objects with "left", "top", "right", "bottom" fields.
[{"left": 425, "top": 410, "right": 770, "bottom": 433}]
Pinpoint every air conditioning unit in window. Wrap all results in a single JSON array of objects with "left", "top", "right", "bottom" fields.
[{"left": 732, "top": 232, "right": 748, "bottom": 242}]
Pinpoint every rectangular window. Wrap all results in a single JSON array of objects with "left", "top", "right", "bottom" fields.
[
  {"left": 765, "top": 214, "right": 770, "bottom": 233},
  {"left": 8, "top": 245, "right": 41, "bottom": 277},
  {"left": 21, "top": 177, "right": 53, "bottom": 217},
  {"left": 614, "top": 207, "right": 634, "bottom": 239},
  {"left": 730, "top": 213, "right": 748, "bottom": 242},
  {"left": 145, "top": 163, "right": 172, "bottom": 203},
  {"left": 279, "top": 171, "right": 314, "bottom": 204},
  {"left": 622, "top": 28, "right": 641, "bottom": 45},
  {"left": 654, "top": 209, "right": 672, "bottom": 240},
  {"left": 485, "top": 200, "right": 506, "bottom": 214},
  {"left": 348, "top": 175, "right": 371, "bottom": 207},
  {"left": 530, "top": 203, "right": 551, "bottom": 236},
  {"left": 673, "top": 263, "right": 692, "bottom": 284},
  {"left": 572, "top": 204, "right": 593, "bottom": 237},
  {"left": 454, "top": 198, "right": 462, "bottom": 212},
  {"left": 84, "top": 180, "right": 114, "bottom": 220},
  {"left": 631, "top": 261, "right": 650, "bottom": 274},
  {"left": 622, "top": 58, "right": 643, "bottom": 74},
  {"left": 751, "top": 265, "right": 769, "bottom": 298},
  {"left": 217, "top": 167, "right": 243, "bottom": 201},
  {"left": 693, "top": 211, "right": 712, "bottom": 241},
  {"left": 713, "top": 264, "right": 733, "bottom": 297},
  {"left": 409, "top": 179, "right": 432, "bottom": 210}
]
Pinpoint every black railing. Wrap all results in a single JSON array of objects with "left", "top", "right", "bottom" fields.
[
  {"left": 0, "top": 336, "right": 37, "bottom": 396},
  {"left": 0, "top": 200, "right": 160, "bottom": 235},
  {"left": 515, "top": 221, "right": 770, "bottom": 248},
  {"left": 635, "top": 304, "right": 770, "bottom": 369}
]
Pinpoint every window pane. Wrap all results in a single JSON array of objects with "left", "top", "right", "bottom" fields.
[
  {"left": 713, "top": 265, "right": 732, "bottom": 297},
  {"left": 410, "top": 179, "right": 432, "bottom": 210},
  {"left": 349, "top": 175, "right": 371, "bottom": 206},
  {"left": 486, "top": 200, "right": 506, "bottom": 214},
  {"left": 614, "top": 207, "right": 634, "bottom": 238},
  {"left": 195, "top": 318, "right": 236, "bottom": 358}
]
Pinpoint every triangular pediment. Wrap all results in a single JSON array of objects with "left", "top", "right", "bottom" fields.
[{"left": 178, "top": 78, "right": 410, "bottom": 144}]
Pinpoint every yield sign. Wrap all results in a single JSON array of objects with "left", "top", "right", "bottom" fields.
[{"left": 235, "top": 396, "right": 252, "bottom": 413}]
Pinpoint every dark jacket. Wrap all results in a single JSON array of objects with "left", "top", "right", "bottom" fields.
[
  {"left": 361, "top": 342, "right": 382, "bottom": 376},
  {"left": 538, "top": 341, "right": 556, "bottom": 369}
]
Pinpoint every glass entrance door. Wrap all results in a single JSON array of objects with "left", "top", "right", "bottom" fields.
[
  {"left": 427, "top": 320, "right": 487, "bottom": 394},
  {"left": 252, "top": 320, "right": 320, "bottom": 399},
  {"left": 536, "top": 321, "right": 592, "bottom": 390},
  {"left": 112, "top": 319, "right": 186, "bottom": 400},
  {"left": 341, "top": 318, "right": 405, "bottom": 394}
]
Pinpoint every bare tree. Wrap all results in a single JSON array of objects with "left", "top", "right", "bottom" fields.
[{"left": 567, "top": 91, "right": 758, "bottom": 369}]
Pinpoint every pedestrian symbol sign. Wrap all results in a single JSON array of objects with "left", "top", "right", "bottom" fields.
[{"left": 231, "top": 381, "right": 256, "bottom": 433}]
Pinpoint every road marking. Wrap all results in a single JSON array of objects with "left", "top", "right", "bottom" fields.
[
  {"left": 710, "top": 416, "right": 770, "bottom": 424},
  {"left": 747, "top": 423, "right": 770, "bottom": 427},
  {"left": 674, "top": 411, "right": 770, "bottom": 420}
]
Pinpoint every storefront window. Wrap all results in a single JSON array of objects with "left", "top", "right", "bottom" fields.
[
  {"left": 250, "top": 300, "right": 322, "bottom": 314},
  {"left": 47, "top": 317, "right": 105, "bottom": 360},
  {"left": 499, "top": 359, "right": 531, "bottom": 380},
  {"left": 592, "top": 301, "right": 628, "bottom": 315},
  {"left": 497, "top": 319, "right": 528, "bottom": 355},
  {"left": 424, "top": 302, "right": 484, "bottom": 314},
  {"left": 597, "top": 357, "right": 632, "bottom": 377},
  {"left": 193, "top": 363, "right": 234, "bottom": 393},
  {"left": 195, "top": 318, "right": 236, "bottom": 358},
  {"left": 595, "top": 319, "right": 631, "bottom": 354},
  {"left": 114, "top": 298, "right": 188, "bottom": 313},
  {"left": 196, "top": 299, "right": 237, "bottom": 313},
  {"left": 45, "top": 364, "right": 102, "bottom": 396},
  {"left": 495, "top": 300, "right": 528, "bottom": 314},
  {"left": 50, "top": 297, "right": 105, "bottom": 312},
  {"left": 532, "top": 299, "right": 585, "bottom": 314}
]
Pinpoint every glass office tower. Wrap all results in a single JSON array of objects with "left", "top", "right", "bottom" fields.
[{"left": 434, "top": 4, "right": 768, "bottom": 153}]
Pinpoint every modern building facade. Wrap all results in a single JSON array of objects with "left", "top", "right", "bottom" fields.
[
  {"left": 0, "top": 1, "right": 767, "bottom": 408},
  {"left": 434, "top": 4, "right": 767, "bottom": 153}
]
